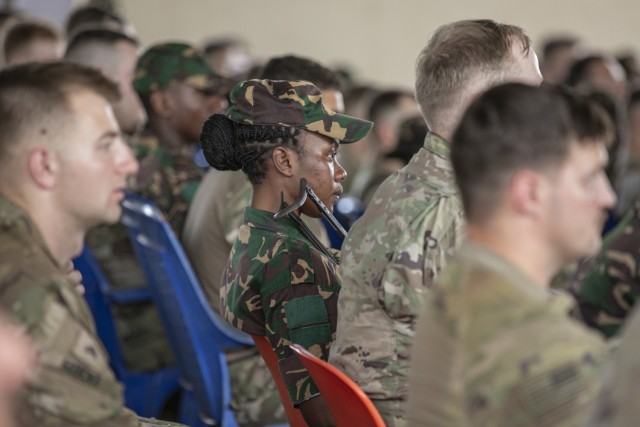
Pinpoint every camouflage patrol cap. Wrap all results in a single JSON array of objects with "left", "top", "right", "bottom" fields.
[
  {"left": 225, "top": 79, "right": 373, "bottom": 143},
  {"left": 134, "top": 42, "right": 230, "bottom": 94}
]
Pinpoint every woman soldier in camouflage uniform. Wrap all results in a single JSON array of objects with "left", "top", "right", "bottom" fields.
[{"left": 199, "top": 79, "right": 372, "bottom": 426}]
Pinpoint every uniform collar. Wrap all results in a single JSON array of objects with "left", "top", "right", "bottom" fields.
[
  {"left": 458, "top": 241, "right": 576, "bottom": 315},
  {"left": 423, "top": 132, "right": 451, "bottom": 160},
  {"left": 244, "top": 206, "right": 307, "bottom": 241},
  {"left": 0, "top": 196, "right": 61, "bottom": 269}
]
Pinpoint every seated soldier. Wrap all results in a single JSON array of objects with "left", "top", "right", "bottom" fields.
[
  {"left": 182, "top": 54, "right": 343, "bottom": 426},
  {"left": 133, "top": 42, "right": 227, "bottom": 234},
  {"left": 408, "top": 83, "right": 614, "bottom": 427},
  {"left": 0, "top": 61, "right": 183, "bottom": 426},
  {"left": 201, "top": 79, "right": 372, "bottom": 426}
]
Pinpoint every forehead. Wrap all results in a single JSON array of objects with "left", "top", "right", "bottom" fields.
[
  {"left": 302, "top": 131, "right": 337, "bottom": 150},
  {"left": 562, "top": 139, "right": 608, "bottom": 171},
  {"left": 65, "top": 89, "right": 118, "bottom": 133}
]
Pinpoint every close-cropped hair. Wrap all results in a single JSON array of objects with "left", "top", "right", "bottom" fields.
[
  {"left": 0, "top": 61, "right": 120, "bottom": 163},
  {"left": 201, "top": 114, "right": 303, "bottom": 185},
  {"left": 4, "top": 20, "right": 60, "bottom": 63},
  {"left": 65, "top": 27, "right": 138, "bottom": 58},
  {"left": 259, "top": 55, "right": 342, "bottom": 91},
  {"left": 451, "top": 83, "right": 612, "bottom": 223},
  {"left": 415, "top": 19, "right": 531, "bottom": 126}
]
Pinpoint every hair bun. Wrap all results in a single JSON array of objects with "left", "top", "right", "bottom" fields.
[{"left": 199, "top": 114, "right": 242, "bottom": 171}]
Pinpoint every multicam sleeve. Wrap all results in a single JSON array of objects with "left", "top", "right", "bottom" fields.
[
  {"left": 2, "top": 277, "right": 137, "bottom": 426},
  {"left": 465, "top": 319, "right": 608, "bottom": 427},
  {"left": 378, "top": 196, "right": 465, "bottom": 322}
]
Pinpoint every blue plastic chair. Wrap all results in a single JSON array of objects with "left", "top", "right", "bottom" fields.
[
  {"left": 73, "top": 245, "right": 180, "bottom": 418},
  {"left": 120, "top": 196, "right": 255, "bottom": 427}
]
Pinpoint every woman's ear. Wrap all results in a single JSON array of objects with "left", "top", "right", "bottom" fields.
[
  {"left": 149, "top": 90, "right": 172, "bottom": 118},
  {"left": 27, "top": 147, "right": 57, "bottom": 189},
  {"left": 271, "top": 146, "right": 297, "bottom": 177}
]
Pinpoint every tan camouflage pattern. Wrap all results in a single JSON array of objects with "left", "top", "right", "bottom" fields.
[
  {"left": 221, "top": 207, "right": 341, "bottom": 406},
  {"left": 568, "top": 202, "right": 640, "bottom": 338},
  {"left": 408, "top": 242, "right": 609, "bottom": 427},
  {"left": 226, "top": 79, "right": 373, "bottom": 143},
  {"left": 329, "top": 132, "right": 465, "bottom": 426},
  {"left": 0, "top": 196, "right": 139, "bottom": 427}
]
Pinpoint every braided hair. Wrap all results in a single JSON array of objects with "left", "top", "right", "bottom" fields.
[{"left": 200, "top": 114, "right": 302, "bottom": 185}]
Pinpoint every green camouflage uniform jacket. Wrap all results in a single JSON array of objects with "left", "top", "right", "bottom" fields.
[
  {"left": 221, "top": 207, "right": 341, "bottom": 407},
  {"left": 0, "top": 196, "right": 185, "bottom": 427},
  {"left": 135, "top": 134, "right": 205, "bottom": 235},
  {"left": 328, "top": 132, "right": 465, "bottom": 426},
  {"left": 408, "top": 242, "right": 609, "bottom": 427},
  {"left": 183, "top": 169, "right": 287, "bottom": 426},
  {"left": 569, "top": 203, "right": 640, "bottom": 338}
]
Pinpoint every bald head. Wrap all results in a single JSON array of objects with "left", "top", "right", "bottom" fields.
[
  {"left": 65, "top": 28, "right": 146, "bottom": 135},
  {"left": 65, "top": 27, "right": 137, "bottom": 73}
]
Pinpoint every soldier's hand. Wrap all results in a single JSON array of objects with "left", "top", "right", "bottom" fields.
[{"left": 65, "top": 261, "right": 85, "bottom": 295}]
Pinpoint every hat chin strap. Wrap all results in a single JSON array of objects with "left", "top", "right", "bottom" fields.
[{"left": 273, "top": 178, "right": 347, "bottom": 239}]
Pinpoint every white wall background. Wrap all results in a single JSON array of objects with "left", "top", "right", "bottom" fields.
[{"left": 120, "top": 0, "right": 639, "bottom": 89}]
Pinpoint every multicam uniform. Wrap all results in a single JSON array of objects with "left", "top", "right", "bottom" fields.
[
  {"left": 569, "top": 202, "right": 640, "bottom": 338},
  {"left": 329, "top": 132, "right": 465, "bottom": 426},
  {"left": 221, "top": 207, "right": 341, "bottom": 406},
  {"left": 0, "top": 196, "right": 182, "bottom": 427},
  {"left": 408, "top": 242, "right": 609, "bottom": 427}
]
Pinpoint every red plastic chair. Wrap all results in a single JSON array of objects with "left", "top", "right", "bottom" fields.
[
  {"left": 290, "top": 344, "right": 386, "bottom": 427},
  {"left": 252, "top": 335, "right": 308, "bottom": 427}
]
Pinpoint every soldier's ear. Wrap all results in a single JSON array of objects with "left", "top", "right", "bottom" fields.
[
  {"left": 149, "top": 90, "right": 171, "bottom": 118},
  {"left": 272, "top": 146, "right": 296, "bottom": 177},
  {"left": 510, "top": 169, "right": 547, "bottom": 217},
  {"left": 27, "top": 147, "right": 57, "bottom": 189}
]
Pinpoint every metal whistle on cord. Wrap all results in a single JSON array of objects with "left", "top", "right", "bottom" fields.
[{"left": 273, "top": 178, "right": 348, "bottom": 239}]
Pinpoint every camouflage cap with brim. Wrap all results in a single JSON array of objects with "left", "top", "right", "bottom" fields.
[
  {"left": 225, "top": 79, "right": 373, "bottom": 143},
  {"left": 134, "top": 42, "right": 232, "bottom": 94}
]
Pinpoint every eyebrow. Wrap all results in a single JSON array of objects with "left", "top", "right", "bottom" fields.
[{"left": 95, "top": 130, "right": 121, "bottom": 143}]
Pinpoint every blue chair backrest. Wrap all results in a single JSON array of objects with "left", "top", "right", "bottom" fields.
[
  {"left": 120, "top": 196, "right": 252, "bottom": 427},
  {"left": 74, "top": 245, "right": 181, "bottom": 419}
]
